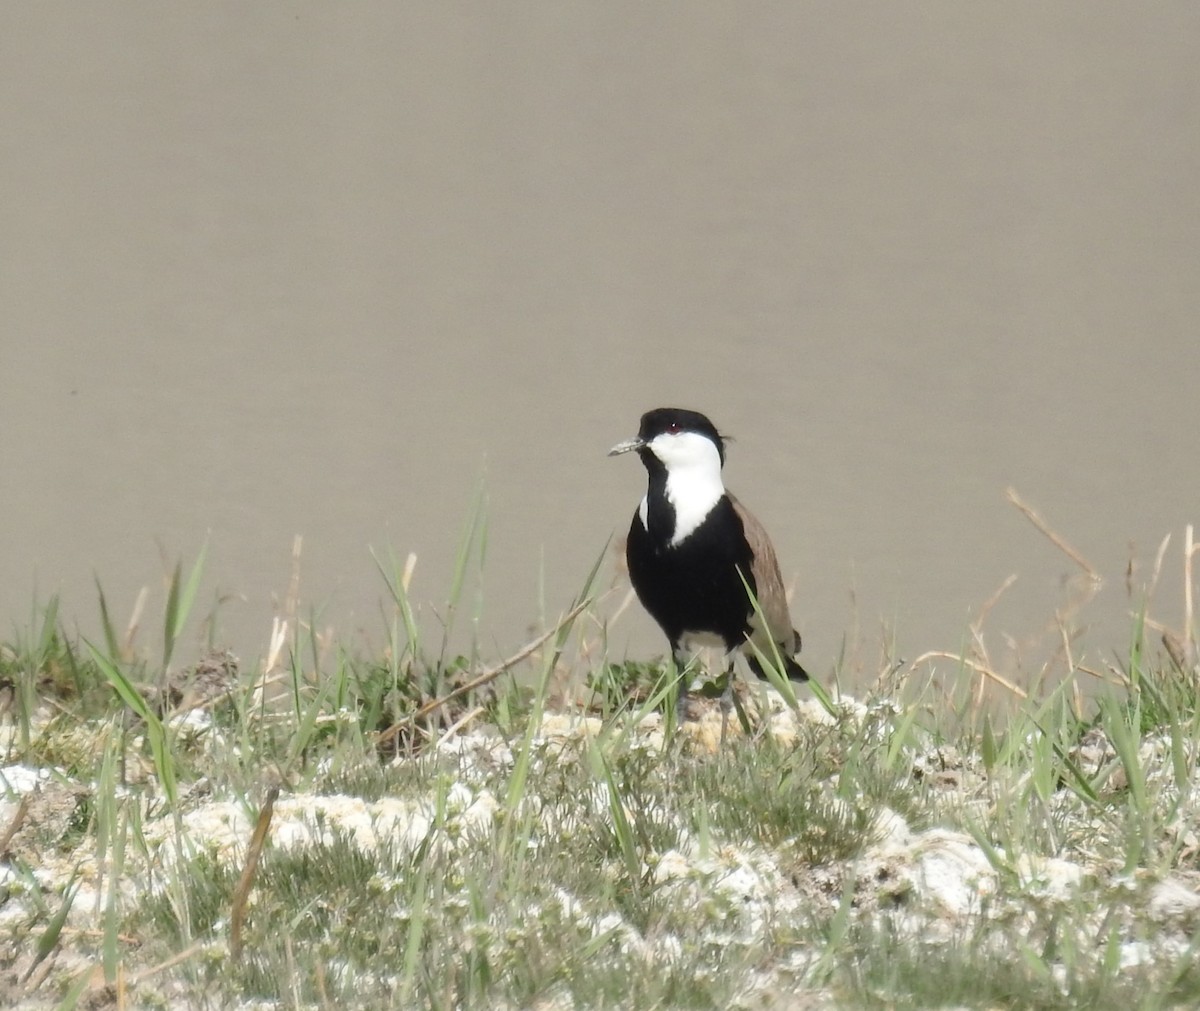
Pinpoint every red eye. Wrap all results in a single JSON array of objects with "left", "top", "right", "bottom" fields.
[{"left": 667, "top": 421, "right": 680, "bottom": 433}]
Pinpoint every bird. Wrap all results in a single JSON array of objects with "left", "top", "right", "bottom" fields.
[{"left": 609, "top": 407, "right": 809, "bottom": 718}]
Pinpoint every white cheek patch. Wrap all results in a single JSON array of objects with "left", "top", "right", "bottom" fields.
[{"left": 643, "top": 429, "right": 727, "bottom": 545}]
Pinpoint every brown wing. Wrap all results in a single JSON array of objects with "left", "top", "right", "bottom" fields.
[{"left": 729, "top": 493, "right": 800, "bottom": 655}]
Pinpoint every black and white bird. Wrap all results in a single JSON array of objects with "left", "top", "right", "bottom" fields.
[{"left": 609, "top": 407, "right": 809, "bottom": 711}]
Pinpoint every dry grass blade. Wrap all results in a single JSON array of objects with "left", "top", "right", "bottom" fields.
[
  {"left": 231, "top": 785, "right": 280, "bottom": 963},
  {"left": 975, "top": 573, "right": 1018, "bottom": 631},
  {"left": 1076, "top": 663, "right": 1127, "bottom": 686},
  {"left": 1150, "top": 532, "right": 1172, "bottom": 600},
  {"left": 265, "top": 617, "right": 288, "bottom": 676},
  {"left": 130, "top": 942, "right": 211, "bottom": 985},
  {"left": 375, "top": 597, "right": 591, "bottom": 749},
  {"left": 1163, "top": 631, "right": 1189, "bottom": 674},
  {"left": 0, "top": 794, "right": 30, "bottom": 857},
  {"left": 1186, "top": 524, "right": 1196, "bottom": 667},
  {"left": 966, "top": 574, "right": 1017, "bottom": 703},
  {"left": 435, "top": 705, "right": 485, "bottom": 746},
  {"left": 284, "top": 535, "right": 303, "bottom": 631},
  {"left": 609, "top": 586, "right": 637, "bottom": 626},
  {"left": 124, "top": 587, "right": 148, "bottom": 659},
  {"left": 1006, "top": 487, "right": 1099, "bottom": 580},
  {"left": 908, "top": 650, "right": 1028, "bottom": 699},
  {"left": 1140, "top": 529, "right": 1197, "bottom": 672}
]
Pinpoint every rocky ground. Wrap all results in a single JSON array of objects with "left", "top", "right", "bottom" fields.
[{"left": 3, "top": 672, "right": 1200, "bottom": 1009}]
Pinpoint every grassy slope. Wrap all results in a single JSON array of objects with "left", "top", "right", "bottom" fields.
[{"left": 0, "top": 553, "right": 1199, "bottom": 1010}]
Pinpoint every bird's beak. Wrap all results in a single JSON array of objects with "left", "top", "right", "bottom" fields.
[{"left": 608, "top": 436, "right": 645, "bottom": 457}]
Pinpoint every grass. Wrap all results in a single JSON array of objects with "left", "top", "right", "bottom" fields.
[{"left": 0, "top": 522, "right": 1197, "bottom": 1009}]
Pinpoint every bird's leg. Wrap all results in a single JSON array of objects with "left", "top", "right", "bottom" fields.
[
  {"left": 672, "top": 646, "right": 692, "bottom": 725},
  {"left": 718, "top": 659, "right": 737, "bottom": 746}
]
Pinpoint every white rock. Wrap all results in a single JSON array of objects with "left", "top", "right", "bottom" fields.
[
  {"left": 537, "top": 713, "right": 603, "bottom": 742},
  {"left": 0, "top": 764, "right": 49, "bottom": 794},
  {"left": 873, "top": 807, "right": 913, "bottom": 847},
  {"left": 860, "top": 827, "right": 997, "bottom": 919},
  {"left": 909, "top": 831, "right": 997, "bottom": 916},
  {"left": 651, "top": 849, "right": 693, "bottom": 884},
  {"left": 796, "top": 698, "right": 838, "bottom": 727},
  {"left": 1148, "top": 876, "right": 1200, "bottom": 922},
  {"left": 1015, "top": 855, "right": 1085, "bottom": 901}
]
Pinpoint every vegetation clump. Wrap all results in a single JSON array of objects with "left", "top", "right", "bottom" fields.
[{"left": 0, "top": 525, "right": 1197, "bottom": 1009}]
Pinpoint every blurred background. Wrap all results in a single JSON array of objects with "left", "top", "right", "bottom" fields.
[{"left": 2, "top": 4, "right": 1197, "bottom": 689}]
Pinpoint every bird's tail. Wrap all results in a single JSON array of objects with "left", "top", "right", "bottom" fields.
[
  {"left": 746, "top": 650, "right": 809, "bottom": 683},
  {"left": 782, "top": 654, "right": 810, "bottom": 682}
]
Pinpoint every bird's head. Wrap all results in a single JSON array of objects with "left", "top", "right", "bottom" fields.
[{"left": 608, "top": 407, "right": 727, "bottom": 475}]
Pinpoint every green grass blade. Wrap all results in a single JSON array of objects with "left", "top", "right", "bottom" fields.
[
  {"left": 596, "top": 750, "right": 642, "bottom": 884},
  {"left": 735, "top": 566, "right": 829, "bottom": 713},
  {"left": 95, "top": 578, "right": 121, "bottom": 662},
  {"left": 163, "top": 560, "right": 182, "bottom": 670},
  {"left": 371, "top": 547, "right": 422, "bottom": 669},
  {"left": 26, "top": 869, "right": 80, "bottom": 982},
  {"left": 85, "top": 640, "right": 178, "bottom": 805},
  {"left": 439, "top": 478, "right": 487, "bottom": 665},
  {"left": 36, "top": 594, "right": 60, "bottom": 666},
  {"left": 163, "top": 543, "right": 208, "bottom": 670},
  {"left": 53, "top": 967, "right": 94, "bottom": 1011}
]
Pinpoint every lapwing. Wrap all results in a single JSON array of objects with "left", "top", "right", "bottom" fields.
[{"left": 609, "top": 407, "right": 809, "bottom": 719}]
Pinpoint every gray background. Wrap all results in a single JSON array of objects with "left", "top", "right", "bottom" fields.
[{"left": 3, "top": 5, "right": 1197, "bottom": 686}]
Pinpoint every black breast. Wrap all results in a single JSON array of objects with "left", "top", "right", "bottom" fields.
[{"left": 625, "top": 495, "right": 758, "bottom": 654}]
